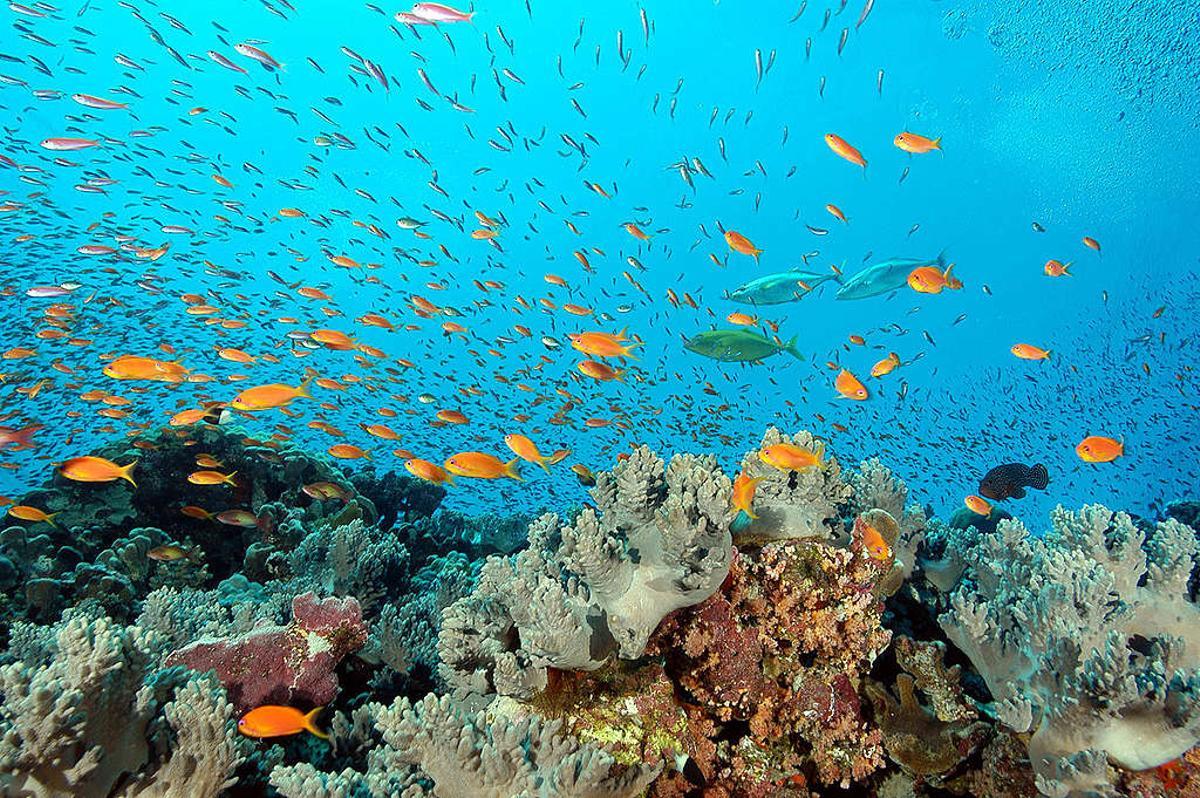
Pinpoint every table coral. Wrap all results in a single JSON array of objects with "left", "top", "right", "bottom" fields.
[{"left": 166, "top": 591, "right": 367, "bottom": 713}]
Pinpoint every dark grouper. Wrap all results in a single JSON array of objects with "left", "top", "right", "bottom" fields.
[
  {"left": 979, "top": 462, "right": 1050, "bottom": 500},
  {"left": 836, "top": 253, "right": 947, "bottom": 300},
  {"left": 684, "top": 329, "right": 804, "bottom": 363},
  {"left": 728, "top": 270, "right": 840, "bottom": 306}
]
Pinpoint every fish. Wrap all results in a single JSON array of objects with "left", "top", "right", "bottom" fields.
[
  {"left": 978, "top": 463, "right": 1050, "bottom": 501},
  {"left": 894, "top": 132, "right": 941, "bottom": 153},
  {"left": 1011, "top": 343, "right": 1051, "bottom": 360},
  {"left": 238, "top": 705, "right": 329, "bottom": 740},
  {"left": 731, "top": 472, "right": 764, "bottom": 518},
  {"left": 836, "top": 254, "right": 948, "bottom": 300},
  {"left": 728, "top": 270, "right": 840, "bottom": 305},
  {"left": 759, "top": 442, "right": 823, "bottom": 471},
  {"left": 724, "top": 230, "right": 763, "bottom": 261},
  {"left": 7, "top": 505, "right": 58, "bottom": 526},
  {"left": 444, "top": 452, "right": 522, "bottom": 480},
  {"left": 824, "top": 133, "right": 866, "bottom": 168},
  {"left": 1076, "top": 436, "right": 1124, "bottom": 463},
  {"left": 58, "top": 456, "right": 137, "bottom": 486},
  {"left": 0, "top": 424, "right": 42, "bottom": 451},
  {"left": 964, "top": 495, "right": 993, "bottom": 517},
  {"left": 504, "top": 434, "right": 552, "bottom": 472},
  {"left": 683, "top": 330, "right": 804, "bottom": 363},
  {"left": 857, "top": 516, "right": 892, "bottom": 560}
]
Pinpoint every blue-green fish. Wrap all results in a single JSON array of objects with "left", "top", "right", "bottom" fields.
[
  {"left": 684, "top": 329, "right": 804, "bottom": 362},
  {"left": 728, "top": 270, "right": 840, "bottom": 306},
  {"left": 835, "top": 253, "right": 947, "bottom": 300}
]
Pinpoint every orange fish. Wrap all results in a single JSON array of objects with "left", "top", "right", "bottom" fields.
[
  {"left": 444, "top": 452, "right": 522, "bottom": 481},
  {"left": 568, "top": 330, "right": 640, "bottom": 359},
  {"left": 908, "top": 264, "right": 961, "bottom": 294},
  {"left": 238, "top": 705, "right": 329, "bottom": 741},
  {"left": 1076, "top": 435, "right": 1123, "bottom": 463},
  {"left": 505, "top": 434, "right": 552, "bottom": 472},
  {"left": 7, "top": 505, "right": 58, "bottom": 526},
  {"left": 893, "top": 132, "right": 941, "bottom": 154},
  {"left": 835, "top": 369, "right": 869, "bottom": 400},
  {"left": 759, "top": 442, "right": 823, "bottom": 472},
  {"left": 623, "top": 222, "right": 651, "bottom": 240},
  {"left": 724, "top": 230, "right": 763, "bottom": 261},
  {"left": 436, "top": 409, "right": 469, "bottom": 425},
  {"left": 871, "top": 352, "right": 901, "bottom": 377},
  {"left": 59, "top": 456, "right": 137, "bottom": 486},
  {"left": 731, "top": 472, "right": 764, "bottom": 519},
  {"left": 858, "top": 517, "right": 892, "bottom": 561},
  {"left": 824, "top": 133, "right": 866, "bottom": 168},
  {"left": 1011, "top": 343, "right": 1051, "bottom": 361},
  {"left": 964, "top": 495, "right": 992, "bottom": 517},
  {"left": 188, "top": 470, "right": 238, "bottom": 486},
  {"left": 232, "top": 378, "right": 312, "bottom": 411},
  {"left": 405, "top": 458, "right": 455, "bottom": 486},
  {"left": 1082, "top": 236, "right": 1101, "bottom": 253},
  {"left": 577, "top": 360, "right": 624, "bottom": 382},
  {"left": 328, "top": 444, "right": 370, "bottom": 460},
  {"left": 726, "top": 312, "right": 758, "bottom": 326},
  {"left": 825, "top": 203, "right": 847, "bottom": 223},
  {"left": 1043, "top": 259, "right": 1072, "bottom": 277}
]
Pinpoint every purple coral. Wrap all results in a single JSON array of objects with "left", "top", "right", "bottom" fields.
[{"left": 166, "top": 592, "right": 366, "bottom": 712}]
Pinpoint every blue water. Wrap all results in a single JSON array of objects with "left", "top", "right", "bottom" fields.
[{"left": 2, "top": 0, "right": 1198, "bottom": 522}]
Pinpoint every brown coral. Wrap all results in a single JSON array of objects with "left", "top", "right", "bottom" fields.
[
  {"left": 646, "top": 537, "right": 893, "bottom": 792},
  {"left": 866, "top": 673, "right": 990, "bottom": 777}
]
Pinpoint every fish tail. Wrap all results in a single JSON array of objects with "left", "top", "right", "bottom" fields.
[
  {"left": 745, "top": 507, "right": 758, "bottom": 520},
  {"left": 296, "top": 377, "right": 314, "bottom": 399},
  {"left": 933, "top": 136, "right": 942, "bottom": 151},
  {"left": 224, "top": 470, "right": 238, "bottom": 485},
  {"left": 537, "top": 457, "right": 551, "bottom": 473},
  {"left": 121, "top": 460, "right": 138, "bottom": 487},
  {"left": 45, "top": 512, "right": 59, "bottom": 528},
  {"left": 504, "top": 458, "right": 523, "bottom": 481},
  {"left": 784, "top": 335, "right": 805, "bottom": 361},
  {"left": 1030, "top": 463, "right": 1050, "bottom": 490},
  {"left": 303, "top": 707, "right": 331, "bottom": 741}
]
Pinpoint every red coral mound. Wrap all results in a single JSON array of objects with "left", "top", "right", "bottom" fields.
[{"left": 166, "top": 592, "right": 366, "bottom": 712}]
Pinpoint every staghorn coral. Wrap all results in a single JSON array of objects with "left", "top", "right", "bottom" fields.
[
  {"left": 377, "top": 692, "right": 662, "bottom": 797},
  {"left": 732, "top": 427, "right": 852, "bottom": 544},
  {"left": 166, "top": 591, "right": 367, "bottom": 713},
  {"left": 647, "top": 536, "right": 893, "bottom": 791},
  {"left": 439, "top": 444, "right": 734, "bottom": 698},
  {"left": 938, "top": 504, "right": 1200, "bottom": 797}
]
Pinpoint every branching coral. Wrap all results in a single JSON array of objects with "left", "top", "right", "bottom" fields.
[
  {"left": 0, "top": 612, "right": 156, "bottom": 798},
  {"left": 938, "top": 504, "right": 1200, "bottom": 797},
  {"left": 377, "top": 693, "right": 662, "bottom": 797}
]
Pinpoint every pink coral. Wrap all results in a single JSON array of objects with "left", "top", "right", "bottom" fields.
[{"left": 166, "top": 592, "right": 366, "bottom": 712}]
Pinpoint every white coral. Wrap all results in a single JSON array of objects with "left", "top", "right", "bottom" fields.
[{"left": 940, "top": 504, "right": 1200, "bottom": 797}]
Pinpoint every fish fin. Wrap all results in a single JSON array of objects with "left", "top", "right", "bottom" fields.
[
  {"left": 1030, "top": 463, "right": 1050, "bottom": 489},
  {"left": 504, "top": 458, "right": 523, "bottom": 481},
  {"left": 745, "top": 508, "right": 758, "bottom": 520},
  {"left": 121, "top": 460, "right": 138, "bottom": 487},
  {"left": 935, "top": 249, "right": 949, "bottom": 270},
  {"left": 784, "top": 335, "right": 805, "bottom": 361},
  {"left": 225, "top": 470, "right": 238, "bottom": 485},
  {"left": 537, "top": 459, "right": 551, "bottom": 473},
  {"left": 296, "top": 376, "right": 314, "bottom": 399},
  {"left": 303, "top": 707, "right": 331, "bottom": 741},
  {"left": 45, "top": 512, "right": 59, "bottom": 528},
  {"left": 933, "top": 137, "right": 942, "bottom": 150}
]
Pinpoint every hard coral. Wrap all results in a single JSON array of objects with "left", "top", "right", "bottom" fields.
[
  {"left": 648, "top": 537, "right": 892, "bottom": 791},
  {"left": 166, "top": 591, "right": 366, "bottom": 713}
]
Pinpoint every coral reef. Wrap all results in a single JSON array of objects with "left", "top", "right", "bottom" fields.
[{"left": 3, "top": 422, "right": 1196, "bottom": 798}]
